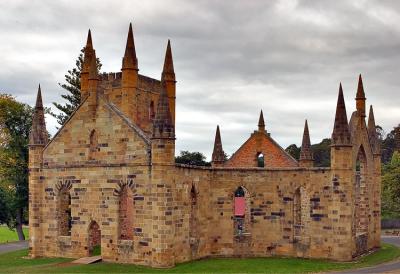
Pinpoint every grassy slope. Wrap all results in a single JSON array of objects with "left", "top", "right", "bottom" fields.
[
  {"left": 0, "top": 244, "right": 399, "bottom": 274},
  {"left": 0, "top": 226, "right": 29, "bottom": 243}
]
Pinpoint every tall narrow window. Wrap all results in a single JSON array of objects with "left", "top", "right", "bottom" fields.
[
  {"left": 293, "top": 188, "right": 301, "bottom": 237},
  {"left": 149, "top": 101, "right": 155, "bottom": 120},
  {"left": 355, "top": 145, "right": 367, "bottom": 235},
  {"left": 189, "top": 185, "right": 198, "bottom": 241},
  {"left": 89, "top": 130, "right": 98, "bottom": 160},
  {"left": 257, "top": 153, "right": 265, "bottom": 167},
  {"left": 119, "top": 185, "right": 134, "bottom": 240},
  {"left": 59, "top": 187, "right": 72, "bottom": 236},
  {"left": 234, "top": 186, "right": 246, "bottom": 236}
]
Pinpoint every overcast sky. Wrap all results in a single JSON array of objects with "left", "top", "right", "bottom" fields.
[{"left": 1, "top": 0, "right": 400, "bottom": 159}]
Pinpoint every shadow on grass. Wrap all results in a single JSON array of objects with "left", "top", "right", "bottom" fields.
[{"left": 1, "top": 244, "right": 400, "bottom": 274}]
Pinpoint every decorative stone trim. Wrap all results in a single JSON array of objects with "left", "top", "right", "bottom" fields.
[
  {"left": 113, "top": 177, "right": 135, "bottom": 196},
  {"left": 55, "top": 179, "right": 73, "bottom": 194}
]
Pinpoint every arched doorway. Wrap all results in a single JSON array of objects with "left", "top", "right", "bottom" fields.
[
  {"left": 354, "top": 145, "right": 368, "bottom": 256},
  {"left": 88, "top": 221, "right": 101, "bottom": 256}
]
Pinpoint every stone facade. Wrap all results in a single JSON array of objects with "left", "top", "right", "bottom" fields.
[{"left": 28, "top": 25, "right": 381, "bottom": 268}]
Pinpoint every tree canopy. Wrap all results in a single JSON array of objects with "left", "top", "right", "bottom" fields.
[
  {"left": 175, "top": 151, "right": 211, "bottom": 166},
  {"left": 0, "top": 94, "right": 33, "bottom": 240},
  {"left": 382, "top": 151, "right": 400, "bottom": 219},
  {"left": 50, "top": 48, "right": 101, "bottom": 126}
]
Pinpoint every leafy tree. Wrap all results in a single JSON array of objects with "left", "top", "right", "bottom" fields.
[
  {"left": 0, "top": 94, "right": 33, "bottom": 240},
  {"left": 381, "top": 126, "right": 397, "bottom": 164},
  {"left": 311, "top": 138, "right": 331, "bottom": 167},
  {"left": 285, "top": 144, "right": 300, "bottom": 160},
  {"left": 50, "top": 48, "right": 102, "bottom": 126},
  {"left": 382, "top": 151, "right": 400, "bottom": 219},
  {"left": 175, "top": 151, "right": 211, "bottom": 166},
  {"left": 285, "top": 139, "right": 331, "bottom": 167}
]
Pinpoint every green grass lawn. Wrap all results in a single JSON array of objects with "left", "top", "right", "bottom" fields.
[
  {"left": 0, "top": 243, "right": 399, "bottom": 274},
  {"left": 0, "top": 226, "right": 29, "bottom": 243}
]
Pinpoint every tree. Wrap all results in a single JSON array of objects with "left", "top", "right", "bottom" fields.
[
  {"left": 311, "top": 138, "right": 331, "bottom": 167},
  {"left": 382, "top": 151, "right": 400, "bottom": 219},
  {"left": 175, "top": 151, "right": 211, "bottom": 166},
  {"left": 0, "top": 94, "right": 33, "bottom": 240},
  {"left": 50, "top": 48, "right": 101, "bottom": 126},
  {"left": 285, "top": 139, "right": 331, "bottom": 167},
  {"left": 285, "top": 144, "right": 300, "bottom": 160},
  {"left": 381, "top": 126, "right": 397, "bottom": 164}
]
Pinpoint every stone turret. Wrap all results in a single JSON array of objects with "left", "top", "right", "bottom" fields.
[
  {"left": 368, "top": 105, "right": 380, "bottom": 155},
  {"left": 299, "top": 120, "right": 313, "bottom": 167},
  {"left": 161, "top": 40, "right": 176, "bottom": 125},
  {"left": 81, "top": 30, "right": 95, "bottom": 101},
  {"left": 121, "top": 23, "right": 139, "bottom": 122},
  {"left": 211, "top": 125, "right": 225, "bottom": 167},
  {"left": 356, "top": 74, "right": 366, "bottom": 119},
  {"left": 150, "top": 81, "right": 176, "bottom": 268},
  {"left": 331, "top": 83, "right": 353, "bottom": 170},
  {"left": 28, "top": 85, "right": 48, "bottom": 258}
]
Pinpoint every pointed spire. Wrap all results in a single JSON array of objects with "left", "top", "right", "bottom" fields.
[
  {"left": 29, "top": 85, "right": 48, "bottom": 145},
  {"left": 299, "top": 120, "right": 313, "bottom": 161},
  {"left": 332, "top": 83, "right": 351, "bottom": 146},
  {"left": 161, "top": 40, "right": 175, "bottom": 82},
  {"left": 367, "top": 105, "right": 375, "bottom": 133},
  {"left": 356, "top": 74, "right": 365, "bottom": 100},
  {"left": 356, "top": 74, "right": 366, "bottom": 118},
  {"left": 258, "top": 110, "right": 265, "bottom": 132},
  {"left": 82, "top": 29, "right": 95, "bottom": 73},
  {"left": 35, "top": 84, "right": 43, "bottom": 109},
  {"left": 153, "top": 82, "right": 174, "bottom": 138},
  {"left": 88, "top": 51, "right": 98, "bottom": 80},
  {"left": 122, "top": 23, "right": 138, "bottom": 70},
  {"left": 86, "top": 29, "right": 93, "bottom": 51},
  {"left": 368, "top": 105, "right": 380, "bottom": 154},
  {"left": 212, "top": 125, "right": 225, "bottom": 165}
]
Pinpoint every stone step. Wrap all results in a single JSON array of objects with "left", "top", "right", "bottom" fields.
[{"left": 71, "top": 255, "right": 102, "bottom": 264}]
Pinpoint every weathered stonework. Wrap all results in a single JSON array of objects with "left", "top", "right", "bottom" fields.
[{"left": 28, "top": 25, "right": 381, "bottom": 268}]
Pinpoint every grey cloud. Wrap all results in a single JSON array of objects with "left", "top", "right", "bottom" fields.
[{"left": 0, "top": 0, "right": 399, "bottom": 160}]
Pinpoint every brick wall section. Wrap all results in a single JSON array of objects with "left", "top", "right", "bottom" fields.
[{"left": 225, "top": 131, "right": 298, "bottom": 168}]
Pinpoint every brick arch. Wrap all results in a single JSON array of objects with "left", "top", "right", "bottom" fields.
[
  {"left": 55, "top": 179, "right": 72, "bottom": 195},
  {"left": 113, "top": 178, "right": 135, "bottom": 197}
]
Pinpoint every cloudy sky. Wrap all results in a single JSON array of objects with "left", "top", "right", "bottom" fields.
[{"left": 1, "top": 0, "right": 400, "bottom": 159}]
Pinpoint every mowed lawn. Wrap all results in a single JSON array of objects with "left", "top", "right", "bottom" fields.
[
  {"left": 0, "top": 226, "right": 29, "bottom": 243},
  {"left": 0, "top": 244, "right": 400, "bottom": 274}
]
